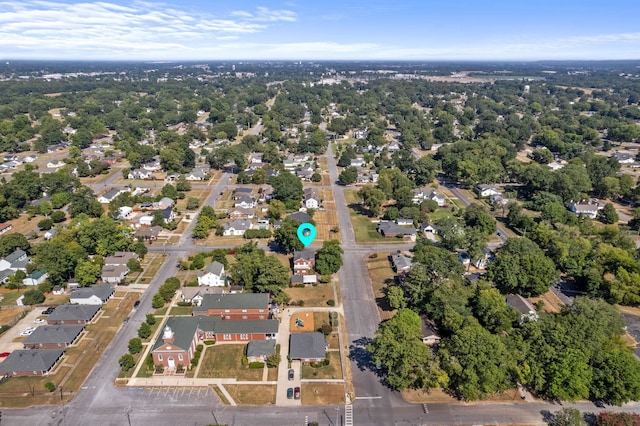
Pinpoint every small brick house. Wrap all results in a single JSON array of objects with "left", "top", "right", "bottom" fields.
[
  {"left": 292, "top": 248, "right": 316, "bottom": 276},
  {"left": 151, "top": 319, "right": 199, "bottom": 369}
]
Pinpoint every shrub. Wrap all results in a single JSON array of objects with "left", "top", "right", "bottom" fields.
[
  {"left": 249, "top": 362, "right": 265, "bottom": 369},
  {"left": 319, "top": 323, "right": 333, "bottom": 336},
  {"left": 23, "top": 289, "right": 45, "bottom": 305},
  {"left": 369, "top": 253, "right": 378, "bottom": 259},
  {"left": 241, "top": 355, "right": 248, "bottom": 365},
  {"left": 145, "top": 314, "right": 157, "bottom": 326},
  {"left": 119, "top": 354, "right": 135, "bottom": 371},
  {"left": 243, "top": 229, "right": 272, "bottom": 239},
  {"left": 318, "top": 275, "right": 331, "bottom": 283},
  {"left": 176, "top": 301, "right": 192, "bottom": 307},
  {"left": 326, "top": 299, "right": 335, "bottom": 306},
  {"left": 151, "top": 293, "right": 164, "bottom": 309},
  {"left": 204, "top": 340, "right": 216, "bottom": 345},
  {"left": 0, "top": 325, "right": 9, "bottom": 335},
  {"left": 128, "top": 338, "right": 143, "bottom": 354},
  {"left": 266, "top": 353, "right": 281, "bottom": 368},
  {"left": 293, "top": 283, "right": 306, "bottom": 288},
  {"left": 45, "top": 382, "right": 56, "bottom": 392},
  {"left": 138, "top": 322, "right": 151, "bottom": 339},
  {"left": 196, "top": 344, "right": 203, "bottom": 352}
]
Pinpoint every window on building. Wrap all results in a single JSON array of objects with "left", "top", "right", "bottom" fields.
[
  {"left": 223, "top": 334, "right": 231, "bottom": 340},
  {"left": 158, "top": 354, "right": 163, "bottom": 361},
  {"left": 240, "top": 334, "right": 249, "bottom": 340},
  {"left": 178, "top": 354, "right": 183, "bottom": 361},
  {"left": 242, "top": 315, "right": 247, "bottom": 319},
  {"left": 242, "top": 309, "right": 247, "bottom": 312},
  {"left": 224, "top": 309, "right": 230, "bottom": 312}
]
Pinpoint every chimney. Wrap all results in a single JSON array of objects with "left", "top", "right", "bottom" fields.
[{"left": 162, "top": 325, "right": 174, "bottom": 344}]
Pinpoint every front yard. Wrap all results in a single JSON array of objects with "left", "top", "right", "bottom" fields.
[
  {"left": 284, "top": 282, "right": 339, "bottom": 307},
  {"left": 301, "top": 351, "right": 342, "bottom": 380},
  {"left": 197, "top": 344, "right": 266, "bottom": 381}
]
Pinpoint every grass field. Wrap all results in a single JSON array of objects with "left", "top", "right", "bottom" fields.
[
  {"left": 529, "top": 290, "right": 564, "bottom": 314},
  {"left": 0, "top": 306, "right": 24, "bottom": 325},
  {"left": 367, "top": 253, "right": 397, "bottom": 321},
  {"left": 225, "top": 384, "right": 276, "bottom": 405},
  {"left": 215, "top": 189, "right": 234, "bottom": 210},
  {"left": 0, "top": 290, "right": 26, "bottom": 306},
  {"left": 301, "top": 351, "right": 342, "bottom": 380},
  {"left": 284, "top": 282, "right": 338, "bottom": 307},
  {"left": 300, "top": 383, "right": 345, "bottom": 405},
  {"left": 197, "top": 344, "right": 263, "bottom": 381},
  {"left": 138, "top": 253, "right": 165, "bottom": 283},
  {"left": 175, "top": 189, "right": 210, "bottom": 211}
]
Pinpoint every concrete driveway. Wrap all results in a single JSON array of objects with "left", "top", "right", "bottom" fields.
[
  {"left": 621, "top": 313, "right": 640, "bottom": 359},
  {"left": 0, "top": 307, "right": 42, "bottom": 354}
]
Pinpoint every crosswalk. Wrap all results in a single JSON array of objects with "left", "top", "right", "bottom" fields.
[{"left": 344, "top": 404, "right": 353, "bottom": 426}]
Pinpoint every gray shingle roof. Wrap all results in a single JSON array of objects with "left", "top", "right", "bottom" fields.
[
  {"left": 69, "top": 284, "right": 114, "bottom": 302},
  {"left": 47, "top": 305, "right": 100, "bottom": 322},
  {"left": 193, "top": 293, "right": 269, "bottom": 313},
  {"left": 0, "top": 349, "right": 64, "bottom": 374},
  {"left": 293, "top": 248, "right": 316, "bottom": 262},
  {"left": 287, "top": 212, "right": 311, "bottom": 223},
  {"left": 5, "top": 249, "right": 26, "bottom": 264},
  {"left": 289, "top": 332, "right": 326, "bottom": 360},
  {"left": 204, "top": 261, "right": 224, "bottom": 276},
  {"left": 246, "top": 339, "right": 276, "bottom": 358},
  {"left": 152, "top": 317, "right": 199, "bottom": 352},
  {"left": 23, "top": 325, "right": 84, "bottom": 346}
]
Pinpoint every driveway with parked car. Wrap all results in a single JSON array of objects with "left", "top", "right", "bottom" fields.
[{"left": 0, "top": 308, "right": 42, "bottom": 354}]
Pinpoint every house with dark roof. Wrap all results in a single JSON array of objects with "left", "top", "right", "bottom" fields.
[
  {"left": 69, "top": 284, "right": 115, "bottom": 305},
  {"left": 287, "top": 211, "right": 312, "bottom": 224},
  {"left": 198, "top": 318, "right": 279, "bottom": 342},
  {"left": 192, "top": 293, "right": 270, "bottom": 319},
  {"left": 180, "top": 286, "right": 221, "bottom": 306},
  {"left": 23, "top": 325, "right": 84, "bottom": 349},
  {"left": 474, "top": 184, "right": 501, "bottom": 198},
  {"left": 421, "top": 316, "right": 441, "bottom": 346},
  {"left": 197, "top": 261, "right": 226, "bottom": 287},
  {"left": 104, "top": 252, "right": 138, "bottom": 266},
  {"left": 568, "top": 201, "right": 602, "bottom": 219},
  {"left": 246, "top": 339, "right": 276, "bottom": 363},
  {"left": 228, "top": 207, "right": 256, "bottom": 219},
  {"left": 234, "top": 196, "right": 256, "bottom": 209},
  {"left": 506, "top": 294, "right": 539, "bottom": 324},
  {"left": 377, "top": 221, "right": 416, "bottom": 241},
  {"left": 47, "top": 305, "right": 101, "bottom": 325},
  {"left": 289, "top": 332, "right": 327, "bottom": 362},
  {"left": 0, "top": 349, "right": 64, "bottom": 376},
  {"left": 152, "top": 319, "right": 199, "bottom": 369},
  {"left": 98, "top": 188, "right": 129, "bottom": 204},
  {"left": 233, "top": 187, "right": 254, "bottom": 198}
]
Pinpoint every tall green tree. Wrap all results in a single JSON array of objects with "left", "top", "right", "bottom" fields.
[
  {"left": 368, "top": 309, "right": 448, "bottom": 391},
  {"left": 314, "top": 240, "right": 344, "bottom": 275}
]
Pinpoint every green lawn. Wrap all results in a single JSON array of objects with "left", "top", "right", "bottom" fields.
[
  {"left": 429, "top": 208, "right": 454, "bottom": 222},
  {"left": 351, "top": 214, "right": 403, "bottom": 244},
  {"left": 343, "top": 189, "right": 360, "bottom": 204},
  {"left": 197, "top": 344, "right": 263, "bottom": 381},
  {"left": 301, "top": 351, "right": 343, "bottom": 380},
  {"left": 169, "top": 306, "right": 193, "bottom": 316}
]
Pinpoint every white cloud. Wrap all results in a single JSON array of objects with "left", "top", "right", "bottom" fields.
[{"left": 0, "top": 1, "right": 296, "bottom": 58}]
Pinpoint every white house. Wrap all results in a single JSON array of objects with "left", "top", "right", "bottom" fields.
[
  {"left": 350, "top": 157, "right": 366, "bottom": 167},
  {"left": 22, "top": 270, "right": 48, "bottom": 286},
  {"left": 222, "top": 219, "right": 253, "bottom": 236},
  {"left": 234, "top": 196, "right": 256, "bottom": 209},
  {"left": 568, "top": 201, "right": 601, "bottom": 219},
  {"left": 69, "top": 284, "right": 115, "bottom": 305},
  {"left": 46, "top": 161, "right": 65, "bottom": 169},
  {"left": 412, "top": 187, "right": 446, "bottom": 206},
  {"left": 303, "top": 188, "right": 320, "bottom": 210},
  {"left": 117, "top": 206, "right": 134, "bottom": 220},
  {"left": 474, "top": 184, "right": 501, "bottom": 198},
  {"left": 197, "top": 261, "right": 226, "bottom": 286},
  {"left": 128, "top": 169, "right": 153, "bottom": 180},
  {"left": 185, "top": 170, "right": 206, "bottom": 181},
  {"left": 506, "top": 294, "right": 539, "bottom": 324},
  {"left": 98, "top": 188, "right": 129, "bottom": 204}
]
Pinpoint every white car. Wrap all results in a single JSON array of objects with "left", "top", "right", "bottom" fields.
[
  {"left": 20, "top": 329, "right": 34, "bottom": 336},
  {"left": 34, "top": 319, "right": 46, "bottom": 324}
]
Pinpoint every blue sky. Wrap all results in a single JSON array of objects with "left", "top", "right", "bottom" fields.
[{"left": 0, "top": 0, "right": 638, "bottom": 61}]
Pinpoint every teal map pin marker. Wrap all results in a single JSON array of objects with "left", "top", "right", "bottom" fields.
[{"left": 297, "top": 222, "right": 316, "bottom": 247}]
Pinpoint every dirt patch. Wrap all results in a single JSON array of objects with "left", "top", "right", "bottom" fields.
[
  {"left": 367, "top": 253, "right": 397, "bottom": 320},
  {"left": 290, "top": 311, "right": 315, "bottom": 332},
  {"left": 529, "top": 290, "right": 564, "bottom": 314},
  {"left": 0, "top": 306, "right": 25, "bottom": 325},
  {"left": 617, "top": 305, "right": 640, "bottom": 316},
  {"left": 301, "top": 383, "right": 345, "bottom": 405},
  {"left": 284, "top": 283, "right": 336, "bottom": 307},
  {"left": 225, "top": 384, "right": 276, "bottom": 405}
]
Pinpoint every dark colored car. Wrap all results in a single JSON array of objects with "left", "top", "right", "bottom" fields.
[
  {"left": 133, "top": 300, "right": 141, "bottom": 308},
  {"left": 294, "top": 387, "right": 300, "bottom": 400},
  {"left": 123, "top": 316, "right": 130, "bottom": 324},
  {"left": 0, "top": 352, "right": 10, "bottom": 358},
  {"left": 41, "top": 307, "right": 54, "bottom": 315},
  {"left": 287, "top": 388, "right": 293, "bottom": 399},
  {"left": 288, "top": 369, "right": 294, "bottom": 380}
]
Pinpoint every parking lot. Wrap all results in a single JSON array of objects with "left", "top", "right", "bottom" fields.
[
  {"left": 0, "top": 308, "right": 43, "bottom": 355},
  {"left": 125, "top": 386, "right": 214, "bottom": 404}
]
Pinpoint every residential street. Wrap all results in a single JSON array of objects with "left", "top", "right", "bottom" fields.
[{"left": 5, "top": 143, "right": 640, "bottom": 426}]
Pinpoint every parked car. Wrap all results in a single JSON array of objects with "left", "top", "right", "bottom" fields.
[
  {"left": 34, "top": 318, "right": 46, "bottom": 324},
  {"left": 123, "top": 317, "right": 130, "bottom": 324},
  {"left": 0, "top": 352, "right": 10, "bottom": 358},
  {"left": 294, "top": 387, "right": 300, "bottom": 400},
  {"left": 133, "top": 300, "right": 141, "bottom": 308},
  {"left": 20, "top": 329, "right": 34, "bottom": 336},
  {"left": 288, "top": 369, "right": 294, "bottom": 380},
  {"left": 41, "top": 307, "right": 54, "bottom": 315},
  {"left": 287, "top": 388, "right": 293, "bottom": 399}
]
